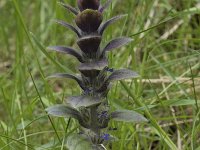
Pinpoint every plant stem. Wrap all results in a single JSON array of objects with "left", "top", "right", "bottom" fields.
[{"left": 90, "top": 106, "right": 100, "bottom": 135}]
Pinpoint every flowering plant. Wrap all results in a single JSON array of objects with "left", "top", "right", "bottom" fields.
[{"left": 46, "top": 0, "right": 147, "bottom": 149}]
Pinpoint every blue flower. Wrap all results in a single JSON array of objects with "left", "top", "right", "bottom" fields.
[
  {"left": 105, "top": 67, "right": 114, "bottom": 73},
  {"left": 98, "top": 111, "right": 109, "bottom": 119},
  {"left": 101, "top": 133, "right": 110, "bottom": 141}
]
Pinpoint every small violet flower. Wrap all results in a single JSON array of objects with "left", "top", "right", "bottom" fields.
[
  {"left": 106, "top": 67, "right": 114, "bottom": 73},
  {"left": 98, "top": 111, "right": 109, "bottom": 119},
  {"left": 101, "top": 133, "right": 110, "bottom": 141},
  {"left": 84, "top": 87, "right": 93, "bottom": 94}
]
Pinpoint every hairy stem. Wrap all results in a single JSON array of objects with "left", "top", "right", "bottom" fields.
[{"left": 90, "top": 106, "right": 100, "bottom": 135}]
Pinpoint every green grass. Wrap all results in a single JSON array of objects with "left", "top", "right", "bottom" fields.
[{"left": 0, "top": 0, "right": 200, "bottom": 149}]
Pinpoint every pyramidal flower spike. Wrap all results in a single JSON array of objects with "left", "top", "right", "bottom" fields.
[{"left": 46, "top": 0, "right": 147, "bottom": 149}]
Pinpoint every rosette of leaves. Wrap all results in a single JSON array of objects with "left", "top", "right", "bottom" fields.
[{"left": 46, "top": 0, "right": 147, "bottom": 149}]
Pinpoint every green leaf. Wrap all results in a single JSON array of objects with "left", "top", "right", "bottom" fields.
[
  {"left": 162, "top": 99, "right": 200, "bottom": 107},
  {"left": 135, "top": 99, "right": 200, "bottom": 111},
  {"left": 111, "top": 109, "right": 148, "bottom": 123},
  {"left": 66, "top": 134, "right": 104, "bottom": 150},
  {"left": 46, "top": 105, "right": 81, "bottom": 121},
  {"left": 17, "top": 120, "right": 31, "bottom": 130},
  {"left": 196, "top": 146, "right": 200, "bottom": 150},
  {"left": 67, "top": 95, "right": 102, "bottom": 108}
]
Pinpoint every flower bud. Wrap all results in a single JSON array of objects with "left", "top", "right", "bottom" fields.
[
  {"left": 75, "top": 9, "right": 103, "bottom": 33},
  {"left": 77, "top": 0, "right": 100, "bottom": 11}
]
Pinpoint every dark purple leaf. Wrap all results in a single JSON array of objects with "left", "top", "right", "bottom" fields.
[
  {"left": 107, "top": 69, "right": 139, "bottom": 82},
  {"left": 97, "top": 69, "right": 138, "bottom": 92},
  {"left": 54, "top": 19, "right": 81, "bottom": 37},
  {"left": 99, "top": 0, "right": 112, "bottom": 13},
  {"left": 98, "top": 15, "right": 127, "bottom": 35},
  {"left": 79, "top": 59, "right": 108, "bottom": 71},
  {"left": 102, "top": 37, "right": 133, "bottom": 54},
  {"left": 46, "top": 104, "right": 82, "bottom": 120},
  {"left": 79, "top": 59, "right": 108, "bottom": 77},
  {"left": 77, "top": 36, "right": 101, "bottom": 54},
  {"left": 111, "top": 110, "right": 148, "bottom": 122},
  {"left": 75, "top": 9, "right": 103, "bottom": 33},
  {"left": 47, "top": 73, "right": 85, "bottom": 90},
  {"left": 58, "top": 2, "right": 79, "bottom": 15},
  {"left": 78, "top": 0, "right": 100, "bottom": 11},
  {"left": 47, "top": 46, "right": 83, "bottom": 62},
  {"left": 67, "top": 95, "right": 101, "bottom": 108}
]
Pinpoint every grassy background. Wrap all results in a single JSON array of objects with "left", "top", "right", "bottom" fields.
[{"left": 0, "top": 0, "right": 200, "bottom": 149}]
